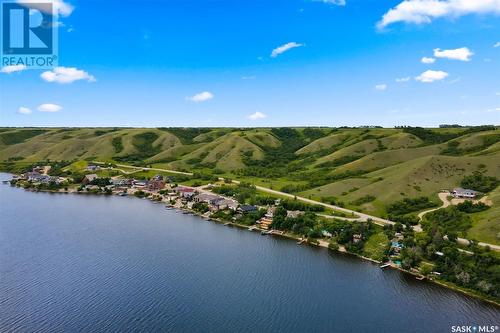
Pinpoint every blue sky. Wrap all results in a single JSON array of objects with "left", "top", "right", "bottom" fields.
[{"left": 1, "top": 0, "right": 499, "bottom": 127}]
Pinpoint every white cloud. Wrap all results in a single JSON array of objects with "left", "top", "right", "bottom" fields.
[
  {"left": 434, "top": 47, "right": 473, "bottom": 61},
  {"left": 313, "top": 0, "right": 346, "bottom": 5},
  {"left": 1, "top": 65, "right": 27, "bottom": 74},
  {"left": 396, "top": 77, "right": 411, "bottom": 82},
  {"left": 17, "top": 107, "right": 32, "bottom": 114},
  {"left": 38, "top": 103, "right": 62, "bottom": 112},
  {"left": 494, "top": 42, "right": 500, "bottom": 48},
  {"left": 248, "top": 111, "right": 267, "bottom": 120},
  {"left": 415, "top": 70, "right": 449, "bottom": 83},
  {"left": 242, "top": 76, "right": 256, "bottom": 80},
  {"left": 41, "top": 67, "right": 96, "bottom": 84},
  {"left": 375, "top": 84, "right": 387, "bottom": 91},
  {"left": 271, "top": 42, "right": 304, "bottom": 58},
  {"left": 486, "top": 107, "right": 500, "bottom": 112},
  {"left": 19, "top": 0, "right": 74, "bottom": 17},
  {"left": 187, "top": 91, "right": 214, "bottom": 102},
  {"left": 421, "top": 56, "right": 436, "bottom": 64},
  {"left": 378, "top": 0, "right": 500, "bottom": 29}
]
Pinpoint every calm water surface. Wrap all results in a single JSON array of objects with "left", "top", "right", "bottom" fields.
[{"left": 0, "top": 174, "right": 499, "bottom": 332}]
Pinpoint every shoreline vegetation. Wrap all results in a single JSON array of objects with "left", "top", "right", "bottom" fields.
[{"left": 3, "top": 170, "right": 500, "bottom": 307}]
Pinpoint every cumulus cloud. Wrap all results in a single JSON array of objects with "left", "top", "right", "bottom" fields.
[
  {"left": 421, "top": 56, "right": 436, "bottom": 64},
  {"left": 247, "top": 111, "right": 267, "bottom": 120},
  {"left": 1, "top": 65, "right": 27, "bottom": 74},
  {"left": 396, "top": 77, "right": 411, "bottom": 82},
  {"left": 19, "top": 0, "right": 74, "bottom": 17},
  {"left": 187, "top": 91, "right": 214, "bottom": 102},
  {"left": 40, "top": 67, "right": 96, "bottom": 84},
  {"left": 378, "top": 0, "right": 500, "bottom": 29},
  {"left": 434, "top": 47, "right": 473, "bottom": 61},
  {"left": 375, "top": 84, "right": 387, "bottom": 91},
  {"left": 415, "top": 70, "right": 449, "bottom": 82},
  {"left": 17, "top": 107, "right": 32, "bottom": 114},
  {"left": 38, "top": 103, "right": 62, "bottom": 112},
  {"left": 271, "top": 42, "right": 304, "bottom": 58},
  {"left": 313, "top": 0, "right": 346, "bottom": 5}
]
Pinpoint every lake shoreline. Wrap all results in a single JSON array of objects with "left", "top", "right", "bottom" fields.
[{"left": 4, "top": 179, "right": 500, "bottom": 308}]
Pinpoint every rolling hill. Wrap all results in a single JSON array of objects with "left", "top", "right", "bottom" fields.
[{"left": 1, "top": 126, "right": 499, "bottom": 244}]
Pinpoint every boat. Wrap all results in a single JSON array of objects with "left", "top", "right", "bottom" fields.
[
  {"left": 261, "top": 231, "right": 268, "bottom": 235},
  {"left": 224, "top": 222, "right": 231, "bottom": 226},
  {"left": 416, "top": 276, "right": 425, "bottom": 281},
  {"left": 379, "top": 263, "right": 391, "bottom": 269}
]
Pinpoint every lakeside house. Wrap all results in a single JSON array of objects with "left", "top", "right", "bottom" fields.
[
  {"left": 286, "top": 210, "right": 303, "bottom": 219},
  {"left": 452, "top": 188, "right": 479, "bottom": 199},
  {"left": 111, "top": 178, "right": 134, "bottom": 187},
  {"left": 82, "top": 174, "right": 98, "bottom": 185},
  {"left": 353, "top": 234, "right": 363, "bottom": 243},
  {"left": 194, "top": 193, "right": 238, "bottom": 211},
  {"left": 175, "top": 186, "right": 196, "bottom": 199},
  {"left": 147, "top": 180, "right": 165, "bottom": 192},
  {"left": 87, "top": 164, "right": 99, "bottom": 171},
  {"left": 258, "top": 206, "right": 276, "bottom": 230},
  {"left": 238, "top": 205, "right": 258, "bottom": 213},
  {"left": 152, "top": 174, "right": 164, "bottom": 181}
]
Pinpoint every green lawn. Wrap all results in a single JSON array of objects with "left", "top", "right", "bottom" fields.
[{"left": 363, "top": 231, "right": 389, "bottom": 261}]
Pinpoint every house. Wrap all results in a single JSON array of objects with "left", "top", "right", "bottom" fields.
[
  {"left": 195, "top": 193, "right": 220, "bottom": 204},
  {"left": 353, "top": 234, "right": 363, "bottom": 243},
  {"left": 25, "top": 171, "right": 43, "bottom": 182},
  {"left": 87, "top": 164, "right": 99, "bottom": 171},
  {"left": 238, "top": 205, "right": 258, "bottom": 213},
  {"left": 152, "top": 174, "right": 164, "bottom": 181},
  {"left": 322, "top": 230, "right": 333, "bottom": 238},
  {"left": 133, "top": 180, "right": 148, "bottom": 187},
  {"left": 265, "top": 206, "right": 276, "bottom": 218},
  {"left": 215, "top": 198, "right": 238, "bottom": 211},
  {"left": 111, "top": 178, "right": 134, "bottom": 187},
  {"left": 452, "top": 188, "right": 479, "bottom": 199},
  {"left": 147, "top": 180, "right": 165, "bottom": 191},
  {"left": 259, "top": 216, "right": 273, "bottom": 230},
  {"left": 176, "top": 186, "right": 196, "bottom": 199},
  {"left": 286, "top": 210, "right": 303, "bottom": 219},
  {"left": 82, "top": 174, "right": 98, "bottom": 185}
]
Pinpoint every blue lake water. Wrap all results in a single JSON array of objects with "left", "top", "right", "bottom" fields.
[{"left": 0, "top": 173, "right": 498, "bottom": 332}]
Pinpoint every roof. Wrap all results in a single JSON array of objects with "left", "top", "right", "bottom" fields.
[
  {"left": 453, "top": 188, "right": 479, "bottom": 194},
  {"left": 239, "top": 205, "right": 258, "bottom": 212},
  {"left": 85, "top": 174, "right": 98, "bottom": 180},
  {"left": 177, "top": 187, "right": 195, "bottom": 193}
]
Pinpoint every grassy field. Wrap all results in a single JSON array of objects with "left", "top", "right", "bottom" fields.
[
  {"left": 1, "top": 126, "right": 498, "bottom": 244},
  {"left": 363, "top": 231, "right": 389, "bottom": 262}
]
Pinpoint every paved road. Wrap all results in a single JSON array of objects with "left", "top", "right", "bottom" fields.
[{"left": 94, "top": 161, "right": 499, "bottom": 252}]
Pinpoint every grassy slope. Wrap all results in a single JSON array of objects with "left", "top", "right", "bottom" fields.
[
  {"left": 1, "top": 126, "right": 499, "bottom": 243},
  {"left": 468, "top": 186, "right": 500, "bottom": 245}
]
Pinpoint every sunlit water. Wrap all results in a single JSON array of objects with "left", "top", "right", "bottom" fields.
[{"left": 0, "top": 173, "right": 498, "bottom": 332}]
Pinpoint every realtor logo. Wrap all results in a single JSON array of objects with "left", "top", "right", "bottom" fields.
[{"left": 1, "top": 1, "right": 58, "bottom": 68}]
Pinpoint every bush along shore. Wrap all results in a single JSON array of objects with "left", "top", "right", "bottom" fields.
[{"left": 4, "top": 170, "right": 500, "bottom": 307}]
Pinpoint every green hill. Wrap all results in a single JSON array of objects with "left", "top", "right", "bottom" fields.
[{"left": 1, "top": 126, "right": 499, "bottom": 244}]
